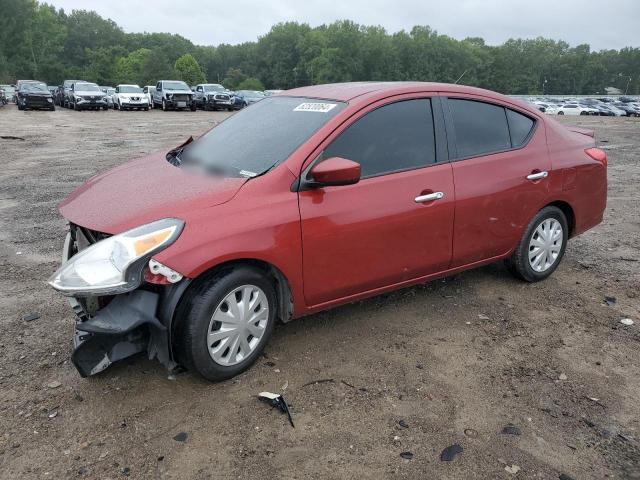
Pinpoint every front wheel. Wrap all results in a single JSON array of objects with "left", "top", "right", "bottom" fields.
[
  {"left": 557, "top": 111, "right": 564, "bottom": 115},
  {"left": 175, "top": 267, "right": 277, "bottom": 382},
  {"left": 506, "top": 206, "right": 568, "bottom": 282},
  {"left": 162, "top": 99, "right": 167, "bottom": 111}
]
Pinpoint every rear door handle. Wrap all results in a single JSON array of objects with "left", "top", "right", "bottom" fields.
[
  {"left": 414, "top": 192, "right": 444, "bottom": 203},
  {"left": 526, "top": 171, "right": 548, "bottom": 181}
]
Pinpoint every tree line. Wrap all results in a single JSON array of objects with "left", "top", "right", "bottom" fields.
[{"left": 1, "top": 0, "right": 638, "bottom": 94}]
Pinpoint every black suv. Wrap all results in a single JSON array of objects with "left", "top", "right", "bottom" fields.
[{"left": 16, "top": 81, "right": 55, "bottom": 110}]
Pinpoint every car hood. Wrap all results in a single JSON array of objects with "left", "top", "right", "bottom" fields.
[
  {"left": 75, "top": 90, "right": 105, "bottom": 96},
  {"left": 166, "top": 90, "right": 192, "bottom": 95},
  {"left": 59, "top": 151, "right": 247, "bottom": 234}
]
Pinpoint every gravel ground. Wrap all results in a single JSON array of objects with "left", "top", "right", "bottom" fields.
[{"left": 0, "top": 106, "right": 638, "bottom": 480}]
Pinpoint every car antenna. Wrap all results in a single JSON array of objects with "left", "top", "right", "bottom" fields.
[{"left": 454, "top": 69, "right": 469, "bottom": 84}]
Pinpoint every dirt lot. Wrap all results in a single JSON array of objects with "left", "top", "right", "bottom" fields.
[{"left": 0, "top": 105, "right": 638, "bottom": 480}]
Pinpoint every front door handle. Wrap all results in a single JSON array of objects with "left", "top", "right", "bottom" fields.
[
  {"left": 414, "top": 192, "right": 444, "bottom": 203},
  {"left": 526, "top": 171, "right": 548, "bottom": 181}
]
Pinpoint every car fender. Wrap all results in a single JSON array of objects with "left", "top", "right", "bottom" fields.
[{"left": 152, "top": 165, "right": 307, "bottom": 316}]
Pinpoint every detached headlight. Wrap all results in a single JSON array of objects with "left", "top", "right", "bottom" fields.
[{"left": 48, "top": 218, "right": 184, "bottom": 296}]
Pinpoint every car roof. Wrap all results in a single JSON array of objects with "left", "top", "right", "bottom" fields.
[
  {"left": 281, "top": 82, "right": 540, "bottom": 115},
  {"left": 283, "top": 82, "right": 500, "bottom": 101}
]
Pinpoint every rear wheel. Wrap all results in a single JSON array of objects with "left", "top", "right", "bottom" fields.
[
  {"left": 506, "top": 206, "right": 568, "bottom": 282},
  {"left": 175, "top": 266, "right": 276, "bottom": 382}
]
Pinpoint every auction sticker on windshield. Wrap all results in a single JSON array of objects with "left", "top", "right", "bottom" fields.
[{"left": 293, "top": 102, "right": 337, "bottom": 113}]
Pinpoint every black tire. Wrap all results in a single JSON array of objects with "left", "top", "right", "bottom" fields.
[
  {"left": 51, "top": 106, "right": 55, "bottom": 111},
  {"left": 505, "top": 206, "right": 568, "bottom": 282},
  {"left": 175, "top": 266, "right": 277, "bottom": 382},
  {"left": 162, "top": 99, "right": 167, "bottom": 111},
  {"left": 557, "top": 111, "right": 564, "bottom": 115}
]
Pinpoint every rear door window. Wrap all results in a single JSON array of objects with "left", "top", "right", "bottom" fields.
[
  {"left": 448, "top": 99, "right": 511, "bottom": 158},
  {"left": 323, "top": 99, "right": 436, "bottom": 178}
]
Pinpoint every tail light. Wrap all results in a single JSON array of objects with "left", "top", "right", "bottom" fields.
[{"left": 585, "top": 147, "right": 607, "bottom": 167}]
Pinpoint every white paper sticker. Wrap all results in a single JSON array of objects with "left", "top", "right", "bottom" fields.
[{"left": 293, "top": 102, "right": 337, "bottom": 113}]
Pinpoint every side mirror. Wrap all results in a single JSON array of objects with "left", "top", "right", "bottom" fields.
[{"left": 308, "top": 157, "right": 361, "bottom": 187}]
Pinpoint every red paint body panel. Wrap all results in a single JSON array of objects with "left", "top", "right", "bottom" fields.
[
  {"left": 58, "top": 82, "right": 607, "bottom": 320},
  {"left": 300, "top": 163, "right": 455, "bottom": 305},
  {"left": 448, "top": 96, "right": 551, "bottom": 266},
  {"left": 60, "top": 152, "right": 247, "bottom": 233}
]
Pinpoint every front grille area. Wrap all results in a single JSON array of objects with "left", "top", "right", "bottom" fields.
[
  {"left": 70, "top": 223, "right": 111, "bottom": 254},
  {"left": 26, "top": 96, "right": 49, "bottom": 106},
  {"left": 214, "top": 94, "right": 230, "bottom": 101},
  {"left": 172, "top": 94, "right": 190, "bottom": 101}
]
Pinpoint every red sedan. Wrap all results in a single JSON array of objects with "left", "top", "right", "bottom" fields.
[{"left": 49, "top": 82, "right": 607, "bottom": 381}]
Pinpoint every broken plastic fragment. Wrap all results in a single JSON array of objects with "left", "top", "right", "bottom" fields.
[
  {"left": 258, "top": 391, "right": 294, "bottom": 428},
  {"left": 173, "top": 432, "right": 187, "bottom": 442},
  {"left": 501, "top": 424, "right": 521, "bottom": 436},
  {"left": 440, "top": 444, "right": 463, "bottom": 461}
]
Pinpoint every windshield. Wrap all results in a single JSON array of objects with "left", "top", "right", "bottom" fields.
[
  {"left": 119, "top": 86, "right": 143, "bottom": 93},
  {"left": 204, "top": 84, "right": 225, "bottom": 92},
  {"left": 164, "top": 81, "right": 189, "bottom": 91},
  {"left": 22, "top": 83, "right": 48, "bottom": 92},
  {"left": 75, "top": 83, "right": 100, "bottom": 92},
  {"left": 106, "top": 89, "right": 115, "bottom": 95},
  {"left": 174, "top": 96, "right": 345, "bottom": 178}
]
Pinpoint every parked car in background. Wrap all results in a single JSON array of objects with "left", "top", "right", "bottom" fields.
[
  {"left": 228, "top": 92, "right": 246, "bottom": 110},
  {"left": 612, "top": 102, "right": 640, "bottom": 116},
  {"left": 48, "top": 82, "right": 607, "bottom": 382},
  {"left": 69, "top": 82, "right": 108, "bottom": 111},
  {"left": 0, "top": 88, "right": 6, "bottom": 106},
  {"left": 603, "top": 104, "right": 627, "bottom": 116},
  {"left": 234, "top": 90, "right": 266, "bottom": 106},
  {"left": 193, "top": 83, "right": 233, "bottom": 110},
  {"left": 112, "top": 84, "right": 150, "bottom": 111},
  {"left": 62, "top": 79, "right": 85, "bottom": 108},
  {"left": 577, "top": 103, "right": 600, "bottom": 115},
  {"left": 16, "top": 81, "right": 55, "bottom": 110},
  {"left": 264, "top": 89, "right": 284, "bottom": 96},
  {"left": 152, "top": 80, "right": 196, "bottom": 111},
  {"left": 0, "top": 84, "right": 16, "bottom": 103},
  {"left": 0, "top": 85, "right": 16, "bottom": 103},
  {"left": 556, "top": 104, "right": 591, "bottom": 116},
  {"left": 99, "top": 86, "right": 116, "bottom": 108},
  {"left": 142, "top": 86, "right": 156, "bottom": 108}
]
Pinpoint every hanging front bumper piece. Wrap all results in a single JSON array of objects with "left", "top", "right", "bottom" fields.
[{"left": 58, "top": 227, "right": 190, "bottom": 377}]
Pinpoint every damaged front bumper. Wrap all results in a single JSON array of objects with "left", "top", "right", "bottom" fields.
[{"left": 60, "top": 228, "right": 190, "bottom": 377}]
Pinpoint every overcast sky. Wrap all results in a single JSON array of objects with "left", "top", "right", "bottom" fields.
[{"left": 47, "top": 0, "right": 639, "bottom": 51}]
